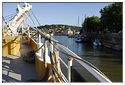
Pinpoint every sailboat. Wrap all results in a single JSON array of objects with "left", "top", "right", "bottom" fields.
[{"left": 2, "top": 3, "right": 111, "bottom": 82}]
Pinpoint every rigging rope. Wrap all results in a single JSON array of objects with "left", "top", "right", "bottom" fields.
[
  {"left": 2, "top": 17, "right": 14, "bottom": 35},
  {"left": 4, "top": 12, "right": 16, "bottom": 19},
  {"left": 27, "top": 12, "right": 36, "bottom": 26},
  {"left": 31, "top": 10, "right": 41, "bottom": 26},
  {"left": 8, "top": 14, "right": 16, "bottom": 21},
  {"left": 25, "top": 10, "right": 67, "bottom": 47}
]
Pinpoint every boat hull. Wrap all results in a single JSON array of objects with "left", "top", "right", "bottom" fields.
[{"left": 2, "top": 35, "right": 20, "bottom": 55}]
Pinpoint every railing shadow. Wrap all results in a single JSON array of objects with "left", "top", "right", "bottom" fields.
[{"left": 2, "top": 54, "right": 40, "bottom": 82}]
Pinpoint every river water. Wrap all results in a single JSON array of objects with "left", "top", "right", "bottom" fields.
[{"left": 53, "top": 36, "right": 122, "bottom": 82}]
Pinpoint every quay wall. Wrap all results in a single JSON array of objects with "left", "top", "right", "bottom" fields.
[{"left": 84, "top": 32, "right": 122, "bottom": 51}]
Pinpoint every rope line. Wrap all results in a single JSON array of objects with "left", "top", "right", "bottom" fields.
[
  {"left": 31, "top": 10, "right": 41, "bottom": 26},
  {"left": 34, "top": 43, "right": 45, "bottom": 53},
  {"left": 4, "top": 12, "right": 16, "bottom": 18},
  {"left": 27, "top": 12, "right": 36, "bottom": 26}
]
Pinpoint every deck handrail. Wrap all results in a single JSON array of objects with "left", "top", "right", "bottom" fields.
[
  {"left": 28, "top": 27, "right": 112, "bottom": 82},
  {"left": 54, "top": 42, "right": 111, "bottom": 82}
]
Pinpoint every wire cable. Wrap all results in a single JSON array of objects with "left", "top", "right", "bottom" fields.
[{"left": 31, "top": 10, "right": 41, "bottom": 26}]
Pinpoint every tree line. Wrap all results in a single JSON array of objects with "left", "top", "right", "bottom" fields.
[
  {"left": 37, "top": 24, "right": 81, "bottom": 33},
  {"left": 81, "top": 2, "right": 123, "bottom": 33}
]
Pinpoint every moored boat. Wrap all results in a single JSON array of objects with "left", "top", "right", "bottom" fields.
[
  {"left": 74, "top": 35, "right": 83, "bottom": 43},
  {"left": 93, "top": 39, "right": 101, "bottom": 46}
]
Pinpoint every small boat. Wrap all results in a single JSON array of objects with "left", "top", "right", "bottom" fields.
[
  {"left": 75, "top": 36, "right": 82, "bottom": 43},
  {"left": 74, "top": 35, "right": 83, "bottom": 43},
  {"left": 93, "top": 39, "right": 101, "bottom": 46},
  {"left": 75, "top": 38, "right": 82, "bottom": 42}
]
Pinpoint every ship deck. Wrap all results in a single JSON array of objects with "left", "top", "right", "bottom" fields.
[{"left": 2, "top": 43, "right": 40, "bottom": 82}]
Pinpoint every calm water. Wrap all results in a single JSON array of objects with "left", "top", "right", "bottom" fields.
[{"left": 54, "top": 36, "right": 122, "bottom": 82}]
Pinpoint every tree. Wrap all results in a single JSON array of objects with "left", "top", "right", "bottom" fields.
[
  {"left": 81, "top": 16, "right": 100, "bottom": 33},
  {"left": 100, "top": 2, "right": 123, "bottom": 33}
]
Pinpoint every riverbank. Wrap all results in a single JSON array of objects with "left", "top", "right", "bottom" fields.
[{"left": 78, "top": 32, "right": 122, "bottom": 51}]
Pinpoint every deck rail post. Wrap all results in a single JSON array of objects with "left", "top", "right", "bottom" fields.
[
  {"left": 49, "top": 33, "right": 57, "bottom": 82},
  {"left": 38, "top": 33, "right": 42, "bottom": 58},
  {"left": 44, "top": 40, "right": 48, "bottom": 63},
  {"left": 50, "top": 33, "right": 54, "bottom": 54},
  {"left": 38, "top": 32, "right": 41, "bottom": 43},
  {"left": 67, "top": 56, "right": 73, "bottom": 82}
]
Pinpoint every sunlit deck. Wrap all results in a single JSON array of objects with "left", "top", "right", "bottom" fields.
[{"left": 2, "top": 44, "right": 40, "bottom": 82}]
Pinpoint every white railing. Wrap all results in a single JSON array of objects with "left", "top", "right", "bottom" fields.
[
  {"left": 54, "top": 42, "right": 112, "bottom": 82},
  {"left": 27, "top": 27, "right": 112, "bottom": 82}
]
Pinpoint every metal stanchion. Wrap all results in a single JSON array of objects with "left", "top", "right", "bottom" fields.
[{"left": 67, "top": 56, "right": 73, "bottom": 82}]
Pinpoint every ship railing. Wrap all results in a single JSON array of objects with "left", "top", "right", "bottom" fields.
[
  {"left": 27, "top": 27, "right": 112, "bottom": 82},
  {"left": 51, "top": 37, "right": 111, "bottom": 82}
]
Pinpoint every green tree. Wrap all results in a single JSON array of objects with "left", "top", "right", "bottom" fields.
[
  {"left": 82, "top": 16, "right": 100, "bottom": 33},
  {"left": 100, "top": 2, "right": 123, "bottom": 33}
]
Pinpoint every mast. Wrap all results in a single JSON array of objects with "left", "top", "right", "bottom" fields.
[
  {"left": 84, "top": 14, "right": 86, "bottom": 32},
  {"left": 78, "top": 16, "right": 79, "bottom": 27}
]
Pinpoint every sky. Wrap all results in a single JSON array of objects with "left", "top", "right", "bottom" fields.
[{"left": 3, "top": 2, "right": 112, "bottom": 27}]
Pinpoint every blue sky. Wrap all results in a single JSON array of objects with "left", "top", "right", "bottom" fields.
[{"left": 3, "top": 2, "right": 112, "bottom": 27}]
